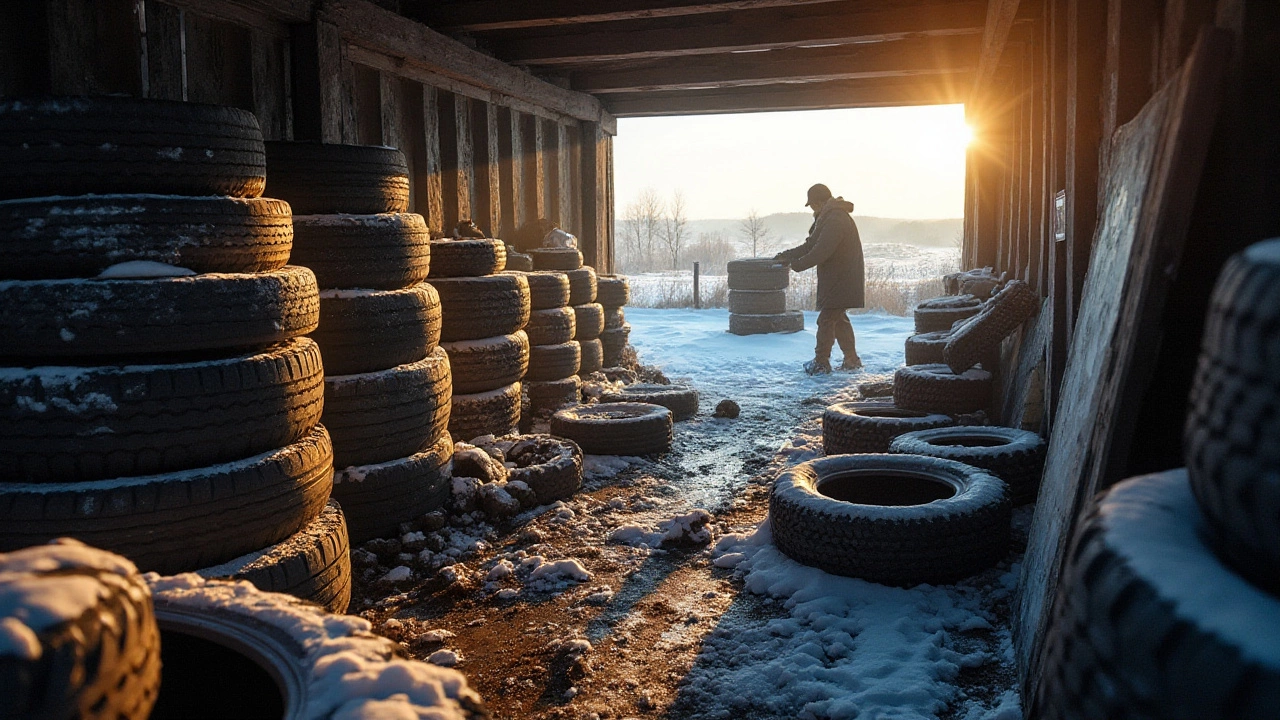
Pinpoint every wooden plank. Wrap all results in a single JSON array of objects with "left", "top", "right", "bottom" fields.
[
  {"left": 250, "top": 28, "right": 290, "bottom": 139},
  {"left": 438, "top": 91, "right": 474, "bottom": 231},
  {"left": 542, "top": 119, "right": 561, "bottom": 226},
  {"left": 521, "top": 113, "right": 547, "bottom": 222},
  {"left": 380, "top": 71, "right": 404, "bottom": 150},
  {"left": 1064, "top": 0, "right": 1107, "bottom": 328},
  {"left": 1102, "top": 0, "right": 1159, "bottom": 160},
  {"left": 567, "top": 123, "right": 583, "bottom": 239},
  {"left": 1158, "top": 0, "right": 1217, "bottom": 84},
  {"left": 470, "top": 101, "right": 503, "bottom": 239},
  {"left": 557, "top": 123, "right": 573, "bottom": 233},
  {"left": 47, "top": 0, "right": 142, "bottom": 96},
  {"left": 146, "top": 0, "right": 307, "bottom": 29},
  {"left": 183, "top": 10, "right": 254, "bottom": 109},
  {"left": 579, "top": 121, "right": 609, "bottom": 271},
  {"left": 498, "top": 107, "right": 526, "bottom": 239},
  {"left": 291, "top": 20, "right": 357, "bottom": 143},
  {"left": 421, "top": 85, "right": 445, "bottom": 234},
  {"left": 352, "top": 63, "right": 382, "bottom": 146},
  {"left": 144, "top": 2, "right": 184, "bottom": 101},
  {"left": 999, "top": 299, "right": 1049, "bottom": 428},
  {"left": 415, "top": 0, "right": 847, "bottom": 33},
  {"left": 396, "top": 79, "right": 424, "bottom": 214},
  {"left": 1016, "top": 28, "right": 1230, "bottom": 707},
  {"left": 972, "top": 0, "right": 1023, "bottom": 100}
]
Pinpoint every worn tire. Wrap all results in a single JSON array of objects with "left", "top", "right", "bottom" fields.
[
  {"left": 263, "top": 141, "right": 408, "bottom": 214},
  {"left": 0, "top": 425, "right": 333, "bottom": 573},
  {"left": 505, "top": 250, "right": 534, "bottom": 272},
  {"left": 0, "top": 541, "right": 161, "bottom": 720},
  {"left": 525, "top": 378, "right": 580, "bottom": 418},
  {"left": 432, "top": 273, "right": 531, "bottom": 342},
  {"left": 0, "top": 195, "right": 291, "bottom": 279},
  {"left": 770, "top": 454, "right": 1010, "bottom": 586},
  {"left": 291, "top": 213, "right": 430, "bottom": 290},
  {"left": 314, "top": 283, "right": 441, "bottom": 375},
  {"left": 527, "top": 341, "right": 581, "bottom": 382},
  {"left": 1, "top": 338, "right": 324, "bottom": 483},
  {"left": 507, "top": 435, "right": 584, "bottom": 505},
  {"left": 914, "top": 294, "right": 982, "bottom": 334},
  {"left": 0, "top": 97, "right": 264, "bottom": 199},
  {"left": 511, "top": 270, "right": 571, "bottom": 310},
  {"left": 596, "top": 275, "right": 630, "bottom": 308},
  {"left": 578, "top": 338, "right": 604, "bottom": 375},
  {"left": 729, "top": 289, "right": 786, "bottom": 315},
  {"left": 822, "top": 402, "right": 954, "bottom": 455},
  {"left": 905, "top": 331, "right": 950, "bottom": 366},
  {"left": 450, "top": 383, "right": 522, "bottom": 442},
  {"left": 573, "top": 302, "right": 605, "bottom": 340},
  {"left": 603, "top": 306, "right": 626, "bottom": 331},
  {"left": 729, "top": 311, "right": 804, "bottom": 335},
  {"left": 566, "top": 266, "right": 598, "bottom": 305},
  {"left": 323, "top": 348, "right": 452, "bottom": 468},
  {"left": 331, "top": 434, "right": 453, "bottom": 543},
  {"left": 428, "top": 238, "right": 506, "bottom": 278},
  {"left": 551, "top": 402, "right": 672, "bottom": 455},
  {"left": 0, "top": 265, "right": 319, "bottom": 361},
  {"left": 727, "top": 258, "right": 788, "bottom": 291},
  {"left": 889, "top": 426, "right": 1046, "bottom": 506},
  {"left": 441, "top": 332, "right": 529, "bottom": 394},
  {"left": 529, "top": 247, "right": 583, "bottom": 271},
  {"left": 601, "top": 324, "right": 632, "bottom": 368},
  {"left": 1035, "top": 469, "right": 1280, "bottom": 720},
  {"left": 600, "top": 383, "right": 698, "bottom": 421},
  {"left": 526, "top": 307, "right": 576, "bottom": 345},
  {"left": 893, "top": 363, "right": 993, "bottom": 415},
  {"left": 944, "top": 280, "right": 1038, "bottom": 373}
]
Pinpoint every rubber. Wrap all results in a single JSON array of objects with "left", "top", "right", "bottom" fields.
[
  {"left": 596, "top": 274, "right": 630, "bottom": 308},
  {"left": 525, "top": 377, "right": 580, "bottom": 417},
  {"left": 600, "top": 383, "right": 698, "bottom": 421},
  {"left": 505, "top": 250, "right": 534, "bottom": 272},
  {"left": 914, "top": 294, "right": 982, "bottom": 334},
  {"left": 440, "top": 331, "right": 529, "bottom": 394},
  {"left": 432, "top": 273, "right": 531, "bottom": 342},
  {"left": 1, "top": 338, "right": 325, "bottom": 483},
  {"left": 526, "top": 307, "right": 576, "bottom": 345},
  {"left": 263, "top": 141, "right": 408, "bottom": 214},
  {"left": 729, "top": 311, "right": 805, "bottom": 335},
  {"left": 0, "top": 425, "right": 334, "bottom": 574},
  {"left": 511, "top": 270, "right": 570, "bottom": 310},
  {"left": 529, "top": 247, "right": 583, "bottom": 271},
  {"left": 579, "top": 338, "right": 604, "bottom": 375},
  {"left": 770, "top": 454, "right": 1010, "bottom": 586},
  {"left": 322, "top": 347, "right": 452, "bottom": 468},
  {"left": 822, "top": 402, "right": 954, "bottom": 455},
  {"left": 573, "top": 302, "right": 605, "bottom": 340},
  {"left": 889, "top": 426, "right": 1046, "bottom": 506},
  {"left": 527, "top": 341, "right": 581, "bottom": 382},
  {"left": 729, "top": 289, "right": 786, "bottom": 315},
  {"left": 550, "top": 402, "right": 673, "bottom": 455},
  {"left": 0, "top": 265, "right": 319, "bottom": 361},
  {"left": 428, "top": 238, "right": 507, "bottom": 278},
  {"left": 0, "top": 195, "right": 291, "bottom": 279},
  {"left": 944, "top": 280, "right": 1038, "bottom": 373},
  {"left": 0, "top": 97, "right": 265, "bottom": 199},
  {"left": 450, "top": 383, "right": 522, "bottom": 442},
  {"left": 290, "top": 213, "right": 430, "bottom": 290},
  {"left": 893, "top": 363, "right": 993, "bottom": 415},
  {"left": 566, "top": 266, "right": 598, "bottom": 305},
  {"left": 313, "top": 283, "right": 441, "bottom": 375},
  {"left": 604, "top": 306, "right": 626, "bottom": 331},
  {"left": 601, "top": 324, "right": 632, "bottom": 368},
  {"left": 727, "top": 258, "right": 788, "bottom": 291},
  {"left": 331, "top": 434, "right": 453, "bottom": 543},
  {"left": 905, "top": 331, "right": 950, "bottom": 366},
  {"left": 507, "top": 435, "right": 584, "bottom": 505}
]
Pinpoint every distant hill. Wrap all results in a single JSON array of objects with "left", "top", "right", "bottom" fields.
[{"left": 686, "top": 212, "right": 962, "bottom": 249}]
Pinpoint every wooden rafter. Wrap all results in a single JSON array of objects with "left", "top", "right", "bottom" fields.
[
  {"left": 971, "top": 0, "right": 1023, "bottom": 101},
  {"left": 408, "top": 0, "right": 844, "bottom": 33}
]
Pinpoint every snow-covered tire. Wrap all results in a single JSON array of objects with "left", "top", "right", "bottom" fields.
[
  {"left": 1035, "top": 469, "right": 1280, "bottom": 720},
  {"left": 596, "top": 274, "right": 630, "bottom": 308},
  {"left": 727, "top": 258, "right": 788, "bottom": 291},
  {"left": 0, "top": 97, "right": 264, "bottom": 199},
  {"left": 322, "top": 348, "right": 452, "bottom": 468},
  {"left": 579, "top": 338, "right": 604, "bottom": 375},
  {"left": 198, "top": 499, "right": 351, "bottom": 613},
  {"left": 432, "top": 273, "right": 531, "bottom": 342},
  {"left": 905, "top": 331, "right": 950, "bottom": 366},
  {"left": 551, "top": 402, "right": 673, "bottom": 455},
  {"left": 944, "top": 280, "right": 1038, "bottom": 373},
  {"left": 441, "top": 332, "right": 529, "bottom": 394},
  {"left": 573, "top": 302, "right": 605, "bottom": 340},
  {"left": 0, "top": 541, "right": 161, "bottom": 720},
  {"left": 1, "top": 338, "right": 324, "bottom": 483},
  {"left": 529, "top": 247, "right": 582, "bottom": 271},
  {"left": 506, "top": 250, "right": 534, "bottom": 272},
  {"left": 600, "top": 383, "right": 698, "bottom": 422},
  {"left": 290, "top": 213, "right": 429, "bottom": 290},
  {"left": 331, "top": 434, "right": 453, "bottom": 544},
  {"left": 729, "top": 311, "right": 804, "bottom": 335},
  {"left": 428, "top": 238, "right": 506, "bottom": 278},
  {"left": 526, "top": 377, "right": 580, "bottom": 415},
  {"left": 263, "top": 141, "right": 408, "bottom": 214},
  {"left": 728, "top": 289, "right": 786, "bottom": 315},
  {"left": 0, "top": 195, "right": 291, "bottom": 279},
  {"left": 0, "top": 265, "right": 319, "bottom": 360},
  {"left": 314, "top": 283, "right": 441, "bottom": 375},
  {"left": 450, "top": 383, "right": 522, "bottom": 442},
  {"left": 822, "top": 402, "right": 954, "bottom": 455},
  {"left": 889, "top": 426, "right": 1046, "bottom": 506},
  {"left": 601, "top": 324, "right": 632, "bottom": 367},
  {"left": 566, "top": 266, "right": 598, "bottom": 305},
  {"left": 512, "top": 270, "right": 571, "bottom": 310},
  {"left": 0, "top": 425, "right": 334, "bottom": 573},
  {"left": 893, "top": 363, "right": 993, "bottom": 415},
  {"left": 913, "top": 294, "right": 982, "bottom": 334},
  {"left": 526, "top": 307, "right": 576, "bottom": 345},
  {"left": 603, "top": 306, "right": 626, "bottom": 331},
  {"left": 507, "top": 435, "right": 584, "bottom": 505},
  {"left": 147, "top": 573, "right": 489, "bottom": 719},
  {"left": 527, "top": 341, "right": 581, "bottom": 382},
  {"left": 770, "top": 454, "right": 1010, "bottom": 586}
]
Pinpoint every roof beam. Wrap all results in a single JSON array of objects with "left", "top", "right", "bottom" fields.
[
  {"left": 971, "top": 0, "right": 1023, "bottom": 100},
  {"left": 409, "top": 0, "right": 843, "bottom": 33}
]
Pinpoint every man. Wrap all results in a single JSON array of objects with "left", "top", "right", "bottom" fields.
[{"left": 774, "top": 183, "right": 865, "bottom": 374}]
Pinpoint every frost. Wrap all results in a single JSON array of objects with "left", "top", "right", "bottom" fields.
[
  {"left": 428, "top": 649, "right": 460, "bottom": 666},
  {"left": 96, "top": 260, "right": 195, "bottom": 278}
]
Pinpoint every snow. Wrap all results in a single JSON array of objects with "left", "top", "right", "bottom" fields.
[
  {"left": 96, "top": 260, "right": 195, "bottom": 278},
  {"left": 609, "top": 509, "right": 714, "bottom": 548},
  {"left": 320, "top": 288, "right": 383, "bottom": 299}
]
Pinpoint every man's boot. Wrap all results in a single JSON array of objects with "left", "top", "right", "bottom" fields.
[
  {"left": 804, "top": 358, "right": 832, "bottom": 375},
  {"left": 839, "top": 355, "right": 864, "bottom": 371}
]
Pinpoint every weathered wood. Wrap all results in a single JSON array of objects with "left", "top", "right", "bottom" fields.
[
  {"left": 1102, "top": 0, "right": 1158, "bottom": 160},
  {"left": 143, "top": 3, "right": 184, "bottom": 101},
  {"left": 567, "top": 123, "right": 583, "bottom": 238},
  {"left": 47, "top": 0, "right": 142, "bottom": 96},
  {"left": 972, "top": 0, "right": 1023, "bottom": 100},
  {"left": 0, "top": 3, "right": 51, "bottom": 96},
  {"left": 999, "top": 299, "right": 1049, "bottom": 428},
  {"left": 470, "top": 100, "right": 503, "bottom": 239},
  {"left": 351, "top": 63, "right": 382, "bottom": 145},
  {"left": 521, "top": 113, "right": 547, "bottom": 222},
  {"left": 557, "top": 123, "right": 573, "bottom": 233},
  {"left": 438, "top": 91, "right": 475, "bottom": 230},
  {"left": 421, "top": 84, "right": 445, "bottom": 233},
  {"left": 183, "top": 11, "right": 254, "bottom": 109},
  {"left": 1016, "top": 28, "right": 1230, "bottom": 707},
  {"left": 415, "top": 0, "right": 847, "bottom": 33},
  {"left": 291, "top": 20, "right": 358, "bottom": 143},
  {"left": 1158, "top": 0, "right": 1218, "bottom": 84},
  {"left": 579, "top": 121, "right": 610, "bottom": 272},
  {"left": 1044, "top": 0, "right": 1069, "bottom": 423},
  {"left": 498, "top": 107, "right": 525, "bottom": 238},
  {"left": 250, "top": 29, "right": 290, "bottom": 139},
  {"left": 379, "top": 71, "right": 403, "bottom": 150},
  {"left": 1064, "top": 0, "right": 1107, "bottom": 330},
  {"left": 146, "top": 0, "right": 307, "bottom": 28}
]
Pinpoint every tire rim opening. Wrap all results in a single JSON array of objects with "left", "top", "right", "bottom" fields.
[
  {"left": 854, "top": 408, "right": 928, "bottom": 419},
  {"left": 929, "top": 436, "right": 1011, "bottom": 448},
  {"left": 818, "top": 469, "right": 957, "bottom": 506},
  {"left": 151, "top": 629, "right": 285, "bottom": 720}
]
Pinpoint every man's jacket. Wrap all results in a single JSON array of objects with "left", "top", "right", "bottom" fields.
[{"left": 776, "top": 197, "right": 865, "bottom": 310}]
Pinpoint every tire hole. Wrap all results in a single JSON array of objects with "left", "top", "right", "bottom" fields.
[
  {"left": 817, "top": 470, "right": 957, "bottom": 506},
  {"left": 927, "top": 436, "right": 1011, "bottom": 448},
  {"left": 150, "top": 629, "right": 284, "bottom": 720}
]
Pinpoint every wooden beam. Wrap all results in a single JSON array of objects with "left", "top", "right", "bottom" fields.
[
  {"left": 471, "top": 100, "right": 503, "bottom": 239},
  {"left": 972, "top": 0, "right": 1023, "bottom": 101},
  {"left": 521, "top": 113, "right": 546, "bottom": 222},
  {"left": 497, "top": 107, "right": 523, "bottom": 239},
  {"left": 421, "top": 85, "right": 445, "bottom": 234},
  {"left": 579, "top": 121, "right": 613, "bottom": 272},
  {"left": 411, "top": 0, "right": 845, "bottom": 33}
]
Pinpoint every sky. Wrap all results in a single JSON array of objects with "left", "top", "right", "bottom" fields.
[{"left": 613, "top": 104, "right": 970, "bottom": 221}]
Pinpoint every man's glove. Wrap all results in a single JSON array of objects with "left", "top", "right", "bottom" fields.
[{"left": 772, "top": 252, "right": 791, "bottom": 266}]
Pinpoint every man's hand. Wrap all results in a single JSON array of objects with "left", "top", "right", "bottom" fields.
[{"left": 772, "top": 252, "right": 791, "bottom": 266}]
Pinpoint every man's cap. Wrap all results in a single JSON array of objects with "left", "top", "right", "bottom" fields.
[{"left": 805, "top": 183, "right": 833, "bottom": 207}]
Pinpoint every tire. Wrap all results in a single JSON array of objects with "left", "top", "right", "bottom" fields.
[
  {"left": 600, "top": 383, "right": 698, "bottom": 421},
  {"left": 729, "top": 289, "right": 786, "bottom": 315},
  {"left": 529, "top": 247, "right": 582, "bottom": 271},
  {"left": 0, "top": 425, "right": 334, "bottom": 574},
  {"left": 579, "top": 338, "right": 604, "bottom": 375},
  {"left": 0, "top": 97, "right": 265, "bottom": 199},
  {"left": 197, "top": 499, "right": 351, "bottom": 613},
  {"left": 263, "top": 141, "right": 408, "bottom": 214},
  {"left": 507, "top": 435, "right": 584, "bottom": 505},
  {"left": 526, "top": 307, "right": 576, "bottom": 345},
  {"left": 729, "top": 311, "right": 804, "bottom": 335},
  {"left": 332, "top": 435, "right": 453, "bottom": 543},
  {"left": 770, "top": 454, "right": 1010, "bottom": 586},
  {"left": 601, "top": 324, "right": 632, "bottom": 368},
  {"left": 604, "top": 306, "right": 626, "bottom": 331},
  {"left": 450, "top": 383, "right": 522, "bottom": 443},
  {"left": 551, "top": 402, "right": 673, "bottom": 455},
  {"left": 0, "top": 541, "right": 161, "bottom": 720},
  {"left": 432, "top": 273, "right": 531, "bottom": 342},
  {"left": 893, "top": 363, "right": 993, "bottom": 415},
  {"left": 944, "top": 281, "right": 1038, "bottom": 373},
  {"left": 1035, "top": 469, "right": 1280, "bottom": 720},
  {"left": 506, "top": 250, "right": 534, "bottom": 272},
  {"left": 427, "top": 238, "right": 507, "bottom": 278},
  {"left": 573, "top": 303, "right": 605, "bottom": 340},
  {"left": 1, "top": 338, "right": 324, "bottom": 483},
  {"left": 527, "top": 341, "right": 581, "bottom": 382},
  {"left": 525, "top": 377, "right": 580, "bottom": 417},
  {"left": 441, "top": 332, "right": 529, "bottom": 394},
  {"left": 0, "top": 265, "right": 319, "bottom": 361},
  {"left": 323, "top": 348, "right": 452, "bottom": 468},
  {"left": 511, "top": 270, "right": 570, "bottom": 310},
  {"left": 914, "top": 294, "right": 982, "bottom": 333},
  {"left": 822, "top": 402, "right": 954, "bottom": 455},
  {"left": 291, "top": 213, "right": 430, "bottom": 290},
  {"left": 566, "top": 266, "right": 598, "bottom": 305},
  {"left": 727, "top": 258, "right": 788, "bottom": 291},
  {"left": 596, "top": 274, "right": 630, "bottom": 308},
  {"left": 314, "top": 283, "right": 441, "bottom": 375},
  {"left": 889, "top": 426, "right": 1046, "bottom": 506},
  {"left": 905, "top": 331, "right": 950, "bottom": 366},
  {"left": 0, "top": 195, "right": 292, "bottom": 279}
]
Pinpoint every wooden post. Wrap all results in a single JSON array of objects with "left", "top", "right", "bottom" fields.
[
  {"left": 579, "top": 120, "right": 612, "bottom": 273},
  {"left": 1065, "top": 0, "right": 1107, "bottom": 321},
  {"left": 693, "top": 262, "right": 701, "bottom": 309},
  {"left": 521, "top": 113, "right": 546, "bottom": 224},
  {"left": 291, "top": 20, "right": 356, "bottom": 143},
  {"left": 421, "top": 85, "right": 445, "bottom": 235},
  {"left": 471, "top": 100, "right": 502, "bottom": 239},
  {"left": 497, "top": 106, "right": 523, "bottom": 239}
]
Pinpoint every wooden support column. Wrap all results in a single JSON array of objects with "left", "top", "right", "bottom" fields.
[
  {"left": 557, "top": 123, "right": 574, "bottom": 233},
  {"left": 580, "top": 121, "right": 613, "bottom": 273},
  {"left": 291, "top": 20, "right": 357, "bottom": 143},
  {"left": 1102, "top": 0, "right": 1159, "bottom": 158},
  {"left": 470, "top": 100, "right": 502, "bottom": 239},
  {"left": 143, "top": 2, "right": 184, "bottom": 101},
  {"left": 420, "top": 85, "right": 444, "bottom": 233},
  {"left": 351, "top": 64, "right": 381, "bottom": 146},
  {"left": 1045, "top": 0, "right": 1071, "bottom": 423},
  {"left": 379, "top": 72, "right": 403, "bottom": 151},
  {"left": 1158, "top": 0, "right": 1219, "bottom": 84},
  {"left": 47, "top": 0, "right": 141, "bottom": 97},
  {"left": 1065, "top": 0, "right": 1107, "bottom": 322},
  {"left": 568, "top": 124, "right": 584, "bottom": 238},
  {"left": 498, "top": 107, "right": 525, "bottom": 239},
  {"left": 437, "top": 91, "right": 474, "bottom": 231},
  {"left": 1027, "top": 38, "right": 1046, "bottom": 292},
  {"left": 521, "top": 113, "right": 547, "bottom": 222},
  {"left": 250, "top": 29, "right": 290, "bottom": 140},
  {"left": 543, "top": 118, "right": 561, "bottom": 226}
]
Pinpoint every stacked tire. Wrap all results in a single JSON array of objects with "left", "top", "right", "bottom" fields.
[
  {"left": 0, "top": 97, "right": 351, "bottom": 612},
  {"left": 727, "top": 258, "right": 804, "bottom": 335},
  {"left": 517, "top": 269, "right": 580, "bottom": 423},
  {"left": 597, "top": 274, "right": 633, "bottom": 369},
  {"left": 266, "top": 141, "right": 451, "bottom": 549}
]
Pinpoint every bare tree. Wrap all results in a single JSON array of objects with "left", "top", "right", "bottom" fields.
[
  {"left": 618, "top": 187, "right": 664, "bottom": 272},
  {"left": 738, "top": 209, "right": 773, "bottom": 257},
  {"left": 659, "top": 191, "right": 689, "bottom": 270}
]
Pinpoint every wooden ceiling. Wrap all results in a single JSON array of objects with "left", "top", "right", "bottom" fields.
[{"left": 404, "top": 0, "right": 1030, "bottom": 117}]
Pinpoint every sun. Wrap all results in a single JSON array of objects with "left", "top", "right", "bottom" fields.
[{"left": 959, "top": 123, "right": 975, "bottom": 147}]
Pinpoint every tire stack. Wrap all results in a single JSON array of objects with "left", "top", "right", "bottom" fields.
[
  {"left": 524, "top": 247, "right": 591, "bottom": 424},
  {"left": 727, "top": 258, "right": 804, "bottom": 335},
  {"left": 598, "top": 274, "right": 633, "bottom": 369},
  {"left": 518, "top": 269, "right": 581, "bottom": 422},
  {"left": 264, "top": 141, "right": 451, "bottom": 549},
  {"left": 0, "top": 97, "right": 350, "bottom": 611}
]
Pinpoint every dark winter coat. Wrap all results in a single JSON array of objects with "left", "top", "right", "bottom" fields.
[{"left": 776, "top": 198, "right": 864, "bottom": 310}]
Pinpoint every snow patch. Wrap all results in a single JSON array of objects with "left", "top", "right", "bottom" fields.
[{"left": 96, "top": 260, "right": 195, "bottom": 278}]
